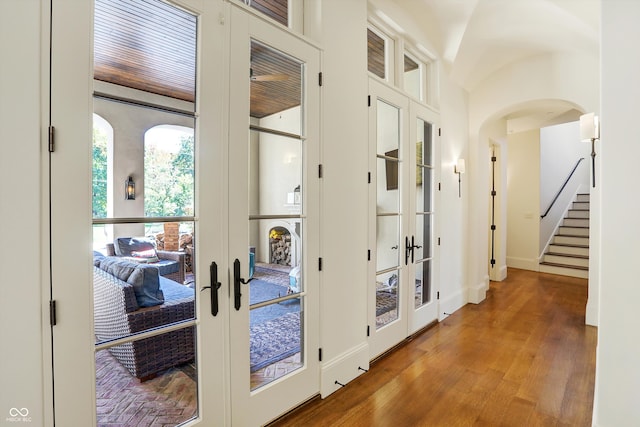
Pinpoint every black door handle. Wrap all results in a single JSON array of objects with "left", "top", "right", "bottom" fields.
[
  {"left": 405, "top": 236, "right": 411, "bottom": 265},
  {"left": 201, "top": 261, "right": 222, "bottom": 316},
  {"left": 233, "top": 258, "right": 254, "bottom": 310}
]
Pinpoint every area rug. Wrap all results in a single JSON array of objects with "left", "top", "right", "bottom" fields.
[
  {"left": 376, "top": 291, "right": 397, "bottom": 317},
  {"left": 250, "top": 311, "right": 300, "bottom": 373}
]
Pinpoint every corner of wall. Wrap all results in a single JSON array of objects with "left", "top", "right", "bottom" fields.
[
  {"left": 320, "top": 342, "right": 369, "bottom": 398},
  {"left": 467, "top": 274, "right": 489, "bottom": 304}
]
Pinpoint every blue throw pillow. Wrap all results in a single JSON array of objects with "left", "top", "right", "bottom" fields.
[{"left": 127, "top": 265, "right": 165, "bottom": 307}]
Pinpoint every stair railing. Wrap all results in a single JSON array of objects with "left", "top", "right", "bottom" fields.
[{"left": 540, "top": 158, "right": 585, "bottom": 219}]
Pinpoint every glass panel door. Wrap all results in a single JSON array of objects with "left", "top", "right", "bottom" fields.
[
  {"left": 368, "top": 80, "right": 410, "bottom": 359},
  {"left": 228, "top": 7, "right": 320, "bottom": 426},
  {"left": 368, "top": 81, "right": 439, "bottom": 358}
]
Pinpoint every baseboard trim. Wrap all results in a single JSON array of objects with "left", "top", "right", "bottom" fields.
[
  {"left": 507, "top": 256, "right": 539, "bottom": 272},
  {"left": 467, "top": 275, "right": 489, "bottom": 304},
  {"left": 440, "top": 289, "right": 466, "bottom": 316},
  {"left": 320, "top": 342, "right": 369, "bottom": 398}
]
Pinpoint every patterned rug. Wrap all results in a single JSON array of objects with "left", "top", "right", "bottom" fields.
[{"left": 250, "top": 311, "right": 300, "bottom": 373}]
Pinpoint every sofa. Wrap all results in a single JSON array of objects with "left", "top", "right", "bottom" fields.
[
  {"left": 106, "top": 236, "right": 186, "bottom": 284},
  {"left": 93, "top": 253, "right": 195, "bottom": 380}
]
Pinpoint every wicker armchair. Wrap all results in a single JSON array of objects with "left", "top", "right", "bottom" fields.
[
  {"left": 106, "top": 240, "right": 186, "bottom": 284},
  {"left": 93, "top": 266, "right": 195, "bottom": 380}
]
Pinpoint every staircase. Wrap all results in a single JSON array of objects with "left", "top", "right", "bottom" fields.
[{"left": 539, "top": 193, "right": 590, "bottom": 279}]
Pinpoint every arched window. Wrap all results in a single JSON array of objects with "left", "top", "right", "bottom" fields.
[
  {"left": 92, "top": 113, "right": 114, "bottom": 250},
  {"left": 144, "top": 125, "right": 194, "bottom": 218}
]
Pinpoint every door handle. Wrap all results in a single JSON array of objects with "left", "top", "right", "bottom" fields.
[
  {"left": 201, "top": 261, "right": 222, "bottom": 316},
  {"left": 233, "top": 258, "right": 254, "bottom": 311},
  {"left": 405, "top": 236, "right": 411, "bottom": 265}
]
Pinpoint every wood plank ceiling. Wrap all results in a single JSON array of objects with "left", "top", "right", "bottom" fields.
[{"left": 94, "top": 0, "right": 298, "bottom": 118}]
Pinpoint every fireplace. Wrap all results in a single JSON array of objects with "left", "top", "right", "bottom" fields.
[{"left": 269, "top": 227, "right": 291, "bottom": 265}]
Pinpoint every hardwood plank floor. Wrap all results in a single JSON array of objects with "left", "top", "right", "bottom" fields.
[{"left": 269, "top": 268, "right": 596, "bottom": 427}]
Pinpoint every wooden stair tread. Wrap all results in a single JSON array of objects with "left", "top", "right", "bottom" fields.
[
  {"left": 539, "top": 261, "right": 588, "bottom": 271},
  {"left": 545, "top": 252, "right": 589, "bottom": 259},
  {"left": 550, "top": 243, "right": 589, "bottom": 249},
  {"left": 560, "top": 225, "right": 589, "bottom": 229}
]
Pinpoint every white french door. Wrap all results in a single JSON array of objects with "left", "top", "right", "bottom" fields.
[
  {"left": 227, "top": 7, "right": 320, "bottom": 426},
  {"left": 49, "top": 0, "right": 322, "bottom": 426},
  {"left": 51, "top": 0, "right": 228, "bottom": 425},
  {"left": 368, "top": 79, "right": 440, "bottom": 359}
]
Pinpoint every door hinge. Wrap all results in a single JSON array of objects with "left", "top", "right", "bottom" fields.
[
  {"left": 319, "top": 257, "right": 323, "bottom": 271},
  {"left": 319, "top": 348, "right": 323, "bottom": 362},
  {"left": 368, "top": 172, "right": 371, "bottom": 183},
  {"left": 319, "top": 72, "right": 323, "bottom": 87},
  {"left": 368, "top": 95, "right": 371, "bottom": 107},
  {"left": 48, "top": 126, "right": 55, "bottom": 152},
  {"left": 50, "top": 300, "right": 57, "bottom": 326},
  {"left": 438, "top": 128, "right": 441, "bottom": 137},
  {"left": 437, "top": 237, "right": 441, "bottom": 246},
  {"left": 437, "top": 292, "right": 440, "bottom": 300},
  {"left": 367, "top": 325, "right": 370, "bottom": 337},
  {"left": 491, "top": 156, "right": 497, "bottom": 162},
  {"left": 367, "top": 249, "right": 371, "bottom": 261},
  {"left": 318, "top": 164, "right": 323, "bottom": 178},
  {"left": 438, "top": 182, "right": 441, "bottom": 191}
]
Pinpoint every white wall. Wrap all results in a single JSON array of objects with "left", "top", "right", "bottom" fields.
[
  {"left": 594, "top": 1, "right": 640, "bottom": 425},
  {"left": 0, "top": 1, "right": 46, "bottom": 424},
  {"left": 539, "top": 121, "right": 590, "bottom": 253},
  {"left": 468, "top": 51, "right": 600, "bottom": 321},
  {"left": 506, "top": 130, "right": 540, "bottom": 270},
  {"left": 318, "top": 0, "right": 370, "bottom": 397}
]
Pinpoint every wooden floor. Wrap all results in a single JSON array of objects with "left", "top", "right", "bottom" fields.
[{"left": 270, "top": 268, "right": 597, "bottom": 427}]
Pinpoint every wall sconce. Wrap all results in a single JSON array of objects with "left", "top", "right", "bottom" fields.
[
  {"left": 580, "top": 112, "right": 600, "bottom": 188},
  {"left": 454, "top": 159, "right": 465, "bottom": 198},
  {"left": 125, "top": 176, "right": 136, "bottom": 200}
]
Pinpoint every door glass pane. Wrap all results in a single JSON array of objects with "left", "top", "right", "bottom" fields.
[
  {"left": 249, "top": 39, "right": 304, "bottom": 390},
  {"left": 95, "top": 328, "right": 197, "bottom": 426},
  {"left": 376, "top": 270, "right": 400, "bottom": 328},
  {"left": 415, "top": 118, "right": 434, "bottom": 309},
  {"left": 93, "top": 1, "right": 198, "bottom": 424},
  {"left": 249, "top": 130, "right": 302, "bottom": 217},
  {"left": 414, "top": 260, "right": 431, "bottom": 308},
  {"left": 376, "top": 216, "right": 400, "bottom": 271}
]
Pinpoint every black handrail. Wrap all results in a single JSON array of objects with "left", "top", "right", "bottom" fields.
[{"left": 540, "top": 158, "right": 585, "bottom": 219}]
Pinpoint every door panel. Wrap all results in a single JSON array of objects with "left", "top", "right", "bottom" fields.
[
  {"left": 368, "top": 81, "right": 410, "bottom": 358},
  {"left": 368, "top": 80, "right": 440, "bottom": 358},
  {"left": 51, "top": 0, "right": 228, "bottom": 425},
  {"left": 228, "top": 7, "right": 320, "bottom": 426}
]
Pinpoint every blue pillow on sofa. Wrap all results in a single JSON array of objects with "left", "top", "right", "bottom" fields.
[{"left": 99, "top": 257, "right": 164, "bottom": 307}]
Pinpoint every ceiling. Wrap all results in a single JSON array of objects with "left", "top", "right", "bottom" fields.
[
  {"left": 384, "top": 0, "right": 600, "bottom": 129},
  {"left": 94, "top": 0, "right": 295, "bottom": 118}
]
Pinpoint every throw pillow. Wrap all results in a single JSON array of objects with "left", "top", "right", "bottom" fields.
[
  {"left": 127, "top": 265, "right": 165, "bottom": 307},
  {"left": 114, "top": 237, "right": 158, "bottom": 257}
]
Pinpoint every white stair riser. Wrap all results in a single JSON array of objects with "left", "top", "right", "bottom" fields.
[
  {"left": 539, "top": 264, "right": 589, "bottom": 279},
  {"left": 573, "top": 202, "right": 590, "bottom": 210},
  {"left": 543, "top": 254, "right": 589, "bottom": 267},
  {"left": 555, "top": 235, "right": 589, "bottom": 245},
  {"left": 576, "top": 194, "right": 590, "bottom": 202},
  {"left": 567, "top": 210, "right": 589, "bottom": 219},
  {"left": 549, "top": 244, "right": 589, "bottom": 256},
  {"left": 563, "top": 218, "right": 589, "bottom": 227},
  {"left": 558, "top": 226, "right": 589, "bottom": 237}
]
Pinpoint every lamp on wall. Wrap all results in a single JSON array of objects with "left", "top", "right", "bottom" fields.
[
  {"left": 125, "top": 176, "right": 136, "bottom": 200},
  {"left": 454, "top": 159, "right": 465, "bottom": 198},
  {"left": 580, "top": 112, "right": 600, "bottom": 188}
]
